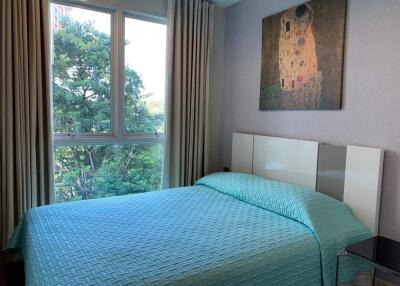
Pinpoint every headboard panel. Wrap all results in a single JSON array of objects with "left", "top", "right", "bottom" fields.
[
  {"left": 231, "top": 133, "right": 253, "bottom": 173},
  {"left": 343, "top": 145, "right": 384, "bottom": 234},
  {"left": 231, "top": 132, "right": 384, "bottom": 234},
  {"left": 316, "top": 144, "right": 347, "bottom": 201},
  {"left": 252, "top": 135, "right": 319, "bottom": 190}
]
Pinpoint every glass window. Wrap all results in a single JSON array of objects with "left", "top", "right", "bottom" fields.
[
  {"left": 50, "top": 3, "right": 166, "bottom": 203},
  {"left": 124, "top": 18, "right": 166, "bottom": 134},
  {"left": 51, "top": 4, "right": 112, "bottom": 134},
  {"left": 54, "top": 144, "right": 162, "bottom": 202}
]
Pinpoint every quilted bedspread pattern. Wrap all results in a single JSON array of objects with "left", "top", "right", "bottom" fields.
[
  {"left": 9, "top": 172, "right": 370, "bottom": 286},
  {"left": 196, "top": 172, "right": 372, "bottom": 286}
]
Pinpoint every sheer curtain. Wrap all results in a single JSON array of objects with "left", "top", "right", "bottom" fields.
[
  {"left": 0, "top": 0, "right": 54, "bottom": 250},
  {"left": 163, "top": 0, "right": 214, "bottom": 188}
]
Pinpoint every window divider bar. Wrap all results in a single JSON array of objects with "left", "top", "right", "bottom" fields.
[
  {"left": 54, "top": 134, "right": 164, "bottom": 147},
  {"left": 111, "top": 10, "right": 121, "bottom": 138},
  {"left": 117, "top": 11, "right": 125, "bottom": 138}
]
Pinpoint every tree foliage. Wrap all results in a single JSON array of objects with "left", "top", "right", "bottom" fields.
[{"left": 53, "top": 17, "right": 163, "bottom": 202}]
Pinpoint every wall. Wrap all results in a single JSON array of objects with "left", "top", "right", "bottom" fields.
[
  {"left": 70, "top": 0, "right": 168, "bottom": 17},
  {"left": 222, "top": 0, "right": 400, "bottom": 240}
]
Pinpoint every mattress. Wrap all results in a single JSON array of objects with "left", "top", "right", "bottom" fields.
[{"left": 9, "top": 172, "right": 372, "bottom": 286}]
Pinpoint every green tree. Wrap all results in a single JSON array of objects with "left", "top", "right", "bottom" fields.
[
  {"left": 53, "top": 17, "right": 163, "bottom": 202},
  {"left": 53, "top": 18, "right": 112, "bottom": 134}
]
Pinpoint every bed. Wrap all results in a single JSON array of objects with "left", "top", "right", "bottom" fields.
[{"left": 8, "top": 133, "right": 384, "bottom": 286}]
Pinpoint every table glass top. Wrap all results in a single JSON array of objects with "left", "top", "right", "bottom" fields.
[{"left": 346, "top": 236, "right": 400, "bottom": 274}]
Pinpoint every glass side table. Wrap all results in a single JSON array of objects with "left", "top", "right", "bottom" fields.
[{"left": 336, "top": 236, "right": 400, "bottom": 286}]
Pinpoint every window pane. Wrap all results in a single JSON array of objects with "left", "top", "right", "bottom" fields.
[
  {"left": 54, "top": 143, "right": 163, "bottom": 202},
  {"left": 51, "top": 4, "right": 112, "bottom": 134},
  {"left": 124, "top": 18, "right": 166, "bottom": 133}
]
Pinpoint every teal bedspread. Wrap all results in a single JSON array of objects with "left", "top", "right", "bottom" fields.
[{"left": 9, "top": 172, "right": 371, "bottom": 286}]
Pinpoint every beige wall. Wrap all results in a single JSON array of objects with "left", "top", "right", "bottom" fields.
[{"left": 222, "top": 0, "right": 400, "bottom": 241}]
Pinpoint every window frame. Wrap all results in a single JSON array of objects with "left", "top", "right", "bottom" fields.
[{"left": 51, "top": 0, "right": 167, "bottom": 147}]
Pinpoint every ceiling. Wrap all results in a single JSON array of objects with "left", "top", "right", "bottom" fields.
[{"left": 212, "top": 0, "right": 242, "bottom": 8}]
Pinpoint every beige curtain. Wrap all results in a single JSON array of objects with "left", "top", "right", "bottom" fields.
[
  {"left": 163, "top": 0, "right": 214, "bottom": 188},
  {"left": 0, "top": 0, "right": 54, "bottom": 250}
]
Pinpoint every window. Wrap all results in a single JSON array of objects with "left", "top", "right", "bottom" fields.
[
  {"left": 124, "top": 18, "right": 166, "bottom": 134},
  {"left": 52, "top": 6, "right": 112, "bottom": 134},
  {"left": 50, "top": 3, "right": 166, "bottom": 203}
]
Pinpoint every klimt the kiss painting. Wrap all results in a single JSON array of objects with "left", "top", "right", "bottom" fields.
[{"left": 259, "top": 0, "right": 347, "bottom": 110}]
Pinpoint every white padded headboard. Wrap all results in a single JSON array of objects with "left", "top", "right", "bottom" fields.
[{"left": 231, "top": 133, "right": 384, "bottom": 234}]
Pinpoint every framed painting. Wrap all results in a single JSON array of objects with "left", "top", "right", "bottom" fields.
[{"left": 259, "top": 0, "right": 347, "bottom": 110}]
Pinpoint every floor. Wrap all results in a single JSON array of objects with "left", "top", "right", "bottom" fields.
[{"left": 0, "top": 252, "right": 24, "bottom": 286}]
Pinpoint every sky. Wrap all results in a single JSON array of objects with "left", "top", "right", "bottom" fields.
[
  {"left": 52, "top": 4, "right": 167, "bottom": 104},
  {"left": 125, "top": 18, "right": 167, "bottom": 103}
]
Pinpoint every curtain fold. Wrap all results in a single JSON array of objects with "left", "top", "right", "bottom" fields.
[
  {"left": 0, "top": 0, "right": 54, "bottom": 250},
  {"left": 163, "top": 0, "right": 214, "bottom": 188}
]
